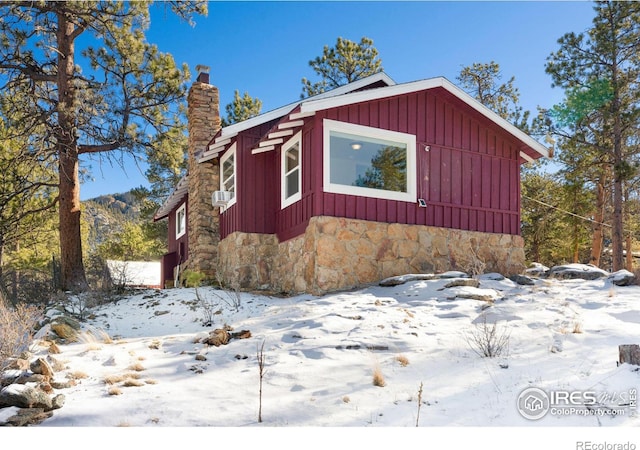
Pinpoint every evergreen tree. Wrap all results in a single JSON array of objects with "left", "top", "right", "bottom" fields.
[
  {"left": 0, "top": 1, "right": 206, "bottom": 291},
  {"left": 301, "top": 37, "right": 383, "bottom": 98},
  {"left": 457, "top": 61, "right": 531, "bottom": 133},
  {"left": 221, "top": 90, "right": 262, "bottom": 127},
  {"left": 545, "top": 1, "right": 640, "bottom": 271}
]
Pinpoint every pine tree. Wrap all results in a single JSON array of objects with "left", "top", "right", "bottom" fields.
[
  {"left": 301, "top": 37, "right": 383, "bottom": 98},
  {"left": 457, "top": 61, "right": 531, "bottom": 133},
  {"left": 545, "top": 1, "right": 640, "bottom": 271},
  {"left": 0, "top": 1, "right": 206, "bottom": 291},
  {"left": 221, "top": 90, "right": 262, "bottom": 127}
]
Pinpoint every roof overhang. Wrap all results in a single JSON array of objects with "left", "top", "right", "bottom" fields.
[
  {"left": 153, "top": 175, "right": 188, "bottom": 221},
  {"left": 198, "top": 72, "right": 398, "bottom": 162},
  {"left": 299, "top": 77, "right": 550, "bottom": 160}
]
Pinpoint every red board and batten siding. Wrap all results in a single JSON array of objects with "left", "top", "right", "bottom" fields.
[
  {"left": 162, "top": 197, "right": 188, "bottom": 285},
  {"left": 221, "top": 86, "right": 524, "bottom": 242},
  {"left": 219, "top": 120, "right": 280, "bottom": 239},
  {"left": 306, "top": 87, "right": 523, "bottom": 236}
]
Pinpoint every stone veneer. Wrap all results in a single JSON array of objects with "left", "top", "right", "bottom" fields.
[
  {"left": 217, "top": 216, "right": 526, "bottom": 295},
  {"left": 186, "top": 69, "right": 221, "bottom": 278}
]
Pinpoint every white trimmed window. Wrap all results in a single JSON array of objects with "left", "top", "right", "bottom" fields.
[
  {"left": 323, "top": 119, "right": 416, "bottom": 202},
  {"left": 281, "top": 131, "right": 302, "bottom": 208},
  {"left": 220, "top": 143, "right": 237, "bottom": 210},
  {"left": 176, "top": 203, "right": 186, "bottom": 239}
]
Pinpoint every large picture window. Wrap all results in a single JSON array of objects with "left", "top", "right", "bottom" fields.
[
  {"left": 281, "top": 131, "right": 302, "bottom": 208},
  {"left": 220, "top": 144, "right": 237, "bottom": 211},
  {"left": 323, "top": 119, "right": 416, "bottom": 202}
]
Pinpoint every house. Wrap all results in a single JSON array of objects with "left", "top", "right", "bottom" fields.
[{"left": 154, "top": 66, "right": 549, "bottom": 294}]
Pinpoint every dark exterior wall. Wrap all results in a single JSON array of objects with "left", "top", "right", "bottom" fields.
[
  {"left": 161, "top": 197, "right": 189, "bottom": 286},
  {"left": 306, "top": 87, "right": 522, "bottom": 236},
  {"left": 221, "top": 86, "right": 526, "bottom": 244},
  {"left": 220, "top": 119, "right": 279, "bottom": 240}
]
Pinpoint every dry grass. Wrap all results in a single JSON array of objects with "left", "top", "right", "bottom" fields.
[
  {"left": 104, "top": 374, "right": 126, "bottom": 385},
  {"left": 127, "top": 362, "right": 146, "bottom": 372},
  {"left": 395, "top": 355, "right": 410, "bottom": 367},
  {"left": 572, "top": 321, "right": 584, "bottom": 334},
  {"left": 144, "top": 379, "right": 158, "bottom": 385},
  {"left": 67, "top": 370, "right": 89, "bottom": 380},
  {"left": 372, "top": 366, "right": 386, "bottom": 387},
  {"left": 342, "top": 396, "right": 351, "bottom": 403},
  {"left": 122, "top": 378, "right": 145, "bottom": 387},
  {"left": 148, "top": 340, "right": 161, "bottom": 350},
  {"left": 107, "top": 386, "right": 122, "bottom": 396}
]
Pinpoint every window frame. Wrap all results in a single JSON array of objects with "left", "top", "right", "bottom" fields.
[
  {"left": 175, "top": 202, "right": 186, "bottom": 239},
  {"left": 281, "top": 131, "right": 302, "bottom": 209},
  {"left": 322, "top": 119, "right": 417, "bottom": 203},
  {"left": 220, "top": 143, "right": 237, "bottom": 211}
]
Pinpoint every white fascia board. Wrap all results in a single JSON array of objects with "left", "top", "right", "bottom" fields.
[
  {"left": 520, "top": 151, "right": 535, "bottom": 163},
  {"left": 300, "top": 77, "right": 550, "bottom": 159},
  {"left": 213, "top": 73, "right": 396, "bottom": 139},
  {"left": 154, "top": 175, "right": 189, "bottom": 220},
  {"left": 219, "top": 104, "right": 298, "bottom": 137}
]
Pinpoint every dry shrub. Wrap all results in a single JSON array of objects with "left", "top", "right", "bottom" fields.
[
  {"left": 372, "top": 366, "right": 386, "bottom": 387},
  {"left": 148, "top": 340, "right": 161, "bottom": 350},
  {"left": 122, "top": 378, "right": 145, "bottom": 387},
  {"left": 395, "top": 355, "right": 410, "bottom": 367},
  {"left": 67, "top": 370, "right": 89, "bottom": 380},
  {"left": 572, "top": 321, "right": 583, "bottom": 334},
  {"left": 144, "top": 379, "right": 158, "bottom": 385},
  {"left": 108, "top": 386, "right": 122, "bottom": 396},
  {"left": 104, "top": 374, "right": 126, "bottom": 385},
  {"left": 127, "top": 362, "right": 145, "bottom": 372},
  {"left": 0, "top": 302, "right": 43, "bottom": 372},
  {"left": 342, "top": 396, "right": 351, "bottom": 403},
  {"left": 465, "top": 314, "right": 510, "bottom": 358}
]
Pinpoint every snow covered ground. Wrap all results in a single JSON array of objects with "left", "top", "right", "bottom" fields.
[{"left": 2, "top": 265, "right": 639, "bottom": 448}]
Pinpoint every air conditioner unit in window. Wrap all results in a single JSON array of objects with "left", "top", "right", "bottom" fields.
[{"left": 212, "top": 190, "right": 232, "bottom": 207}]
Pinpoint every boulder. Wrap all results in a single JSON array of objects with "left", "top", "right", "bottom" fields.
[
  {"left": 546, "top": 264, "right": 608, "bottom": 280},
  {"left": 30, "top": 358, "right": 54, "bottom": 379},
  {"left": 0, "top": 384, "right": 53, "bottom": 410},
  {"left": 509, "top": 274, "right": 535, "bottom": 286},
  {"left": 2, "top": 408, "right": 53, "bottom": 426},
  {"left": 608, "top": 270, "right": 636, "bottom": 287}
]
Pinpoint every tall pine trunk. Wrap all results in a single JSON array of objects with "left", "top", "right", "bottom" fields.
[
  {"left": 590, "top": 180, "right": 606, "bottom": 267},
  {"left": 56, "top": 13, "right": 87, "bottom": 292}
]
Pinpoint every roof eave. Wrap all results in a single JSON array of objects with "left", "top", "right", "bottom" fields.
[{"left": 300, "top": 77, "right": 550, "bottom": 159}]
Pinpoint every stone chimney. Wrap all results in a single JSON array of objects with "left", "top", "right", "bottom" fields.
[{"left": 186, "top": 65, "right": 221, "bottom": 278}]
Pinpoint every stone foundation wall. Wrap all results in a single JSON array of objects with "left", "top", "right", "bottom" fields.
[
  {"left": 217, "top": 232, "right": 278, "bottom": 290},
  {"left": 217, "top": 216, "right": 526, "bottom": 295}
]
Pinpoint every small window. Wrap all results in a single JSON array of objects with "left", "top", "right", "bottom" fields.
[
  {"left": 281, "top": 131, "right": 302, "bottom": 208},
  {"left": 220, "top": 143, "right": 237, "bottom": 210},
  {"left": 323, "top": 119, "right": 416, "bottom": 202},
  {"left": 176, "top": 203, "right": 186, "bottom": 239}
]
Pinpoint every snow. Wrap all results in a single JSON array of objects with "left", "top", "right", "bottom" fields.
[
  {"left": 3, "top": 267, "right": 640, "bottom": 448},
  {"left": 106, "top": 260, "right": 161, "bottom": 287}
]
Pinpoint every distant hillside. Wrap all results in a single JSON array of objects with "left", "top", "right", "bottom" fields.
[{"left": 83, "top": 191, "right": 144, "bottom": 250}]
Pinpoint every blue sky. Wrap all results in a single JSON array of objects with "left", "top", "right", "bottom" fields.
[{"left": 80, "top": 1, "right": 597, "bottom": 200}]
